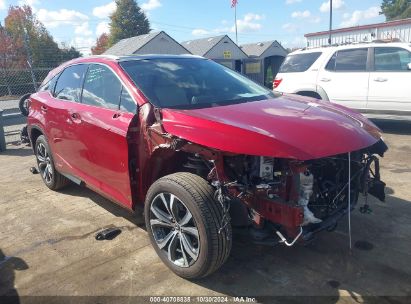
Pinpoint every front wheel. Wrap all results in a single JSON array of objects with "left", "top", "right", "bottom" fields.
[{"left": 144, "top": 173, "right": 232, "bottom": 279}]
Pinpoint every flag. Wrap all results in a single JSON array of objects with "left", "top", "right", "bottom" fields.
[{"left": 231, "top": 0, "right": 238, "bottom": 8}]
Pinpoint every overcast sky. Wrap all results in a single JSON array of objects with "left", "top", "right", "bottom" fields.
[{"left": 0, "top": 0, "right": 385, "bottom": 54}]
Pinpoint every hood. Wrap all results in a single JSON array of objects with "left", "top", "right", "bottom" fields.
[{"left": 161, "top": 94, "right": 381, "bottom": 160}]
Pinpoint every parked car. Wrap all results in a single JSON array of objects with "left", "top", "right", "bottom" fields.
[
  {"left": 28, "top": 54, "right": 387, "bottom": 279},
  {"left": 274, "top": 42, "right": 411, "bottom": 120}
]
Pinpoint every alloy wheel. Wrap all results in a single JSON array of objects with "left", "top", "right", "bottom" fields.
[
  {"left": 36, "top": 142, "right": 53, "bottom": 184},
  {"left": 149, "top": 193, "right": 200, "bottom": 268}
]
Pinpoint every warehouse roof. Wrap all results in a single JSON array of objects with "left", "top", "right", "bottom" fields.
[
  {"left": 181, "top": 35, "right": 227, "bottom": 56},
  {"left": 104, "top": 31, "right": 190, "bottom": 55},
  {"left": 240, "top": 40, "right": 287, "bottom": 58}
]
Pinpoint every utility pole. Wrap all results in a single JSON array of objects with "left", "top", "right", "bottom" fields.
[
  {"left": 22, "top": 22, "right": 37, "bottom": 91},
  {"left": 328, "top": 0, "right": 333, "bottom": 45}
]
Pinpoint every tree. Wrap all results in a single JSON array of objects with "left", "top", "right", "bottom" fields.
[
  {"left": 4, "top": 5, "right": 81, "bottom": 68},
  {"left": 60, "top": 44, "right": 82, "bottom": 61},
  {"left": 91, "top": 33, "right": 110, "bottom": 55},
  {"left": 109, "top": 0, "right": 150, "bottom": 46},
  {"left": 0, "top": 23, "right": 25, "bottom": 69},
  {"left": 380, "top": 0, "right": 411, "bottom": 21}
]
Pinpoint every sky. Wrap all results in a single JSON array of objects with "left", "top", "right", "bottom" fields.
[{"left": 0, "top": 0, "right": 386, "bottom": 54}]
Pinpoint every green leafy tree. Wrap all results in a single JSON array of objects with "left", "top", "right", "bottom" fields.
[
  {"left": 380, "top": 0, "right": 411, "bottom": 21},
  {"left": 109, "top": 0, "right": 151, "bottom": 46},
  {"left": 4, "top": 5, "right": 81, "bottom": 67}
]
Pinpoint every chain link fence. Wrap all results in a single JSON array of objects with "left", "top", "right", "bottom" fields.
[
  {"left": 0, "top": 67, "right": 55, "bottom": 146},
  {"left": 0, "top": 67, "right": 53, "bottom": 101}
]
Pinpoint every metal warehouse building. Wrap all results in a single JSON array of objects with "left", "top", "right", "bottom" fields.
[
  {"left": 181, "top": 35, "right": 248, "bottom": 72},
  {"left": 305, "top": 18, "right": 411, "bottom": 48},
  {"left": 104, "top": 31, "right": 191, "bottom": 56}
]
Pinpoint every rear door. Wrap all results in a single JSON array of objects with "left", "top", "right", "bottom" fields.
[
  {"left": 367, "top": 46, "right": 411, "bottom": 114},
  {"left": 317, "top": 48, "right": 370, "bottom": 111},
  {"left": 74, "top": 63, "right": 138, "bottom": 208}
]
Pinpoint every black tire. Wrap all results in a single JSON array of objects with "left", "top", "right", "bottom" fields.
[
  {"left": 35, "top": 135, "right": 70, "bottom": 190},
  {"left": 145, "top": 172, "right": 232, "bottom": 279},
  {"left": 19, "top": 93, "right": 31, "bottom": 117}
]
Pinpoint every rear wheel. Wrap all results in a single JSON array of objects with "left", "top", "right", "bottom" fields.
[
  {"left": 35, "top": 135, "right": 69, "bottom": 190},
  {"left": 145, "top": 172, "right": 232, "bottom": 279}
]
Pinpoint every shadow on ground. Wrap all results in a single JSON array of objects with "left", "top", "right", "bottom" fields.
[
  {"left": 0, "top": 249, "right": 28, "bottom": 303},
  {"left": 371, "top": 120, "right": 411, "bottom": 135},
  {"left": 191, "top": 194, "right": 411, "bottom": 303},
  {"left": 0, "top": 145, "right": 32, "bottom": 157},
  {"left": 59, "top": 184, "right": 146, "bottom": 230}
]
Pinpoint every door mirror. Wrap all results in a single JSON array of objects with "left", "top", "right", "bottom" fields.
[{"left": 408, "top": 63, "right": 411, "bottom": 70}]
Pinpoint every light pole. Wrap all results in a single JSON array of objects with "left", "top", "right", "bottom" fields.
[{"left": 328, "top": 0, "right": 333, "bottom": 45}]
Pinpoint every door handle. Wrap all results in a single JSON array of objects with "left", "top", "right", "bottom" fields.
[
  {"left": 320, "top": 78, "right": 331, "bottom": 82},
  {"left": 70, "top": 112, "right": 81, "bottom": 123},
  {"left": 112, "top": 112, "right": 122, "bottom": 119},
  {"left": 374, "top": 77, "right": 388, "bottom": 82},
  {"left": 40, "top": 105, "right": 48, "bottom": 112}
]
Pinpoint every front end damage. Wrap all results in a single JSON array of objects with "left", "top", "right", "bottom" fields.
[
  {"left": 200, "top": 140, "right": 388, "bottom": 246},
  {"left": 135, "top": 99, "right": 388, "bottom": 248},
  {"left": 143, "top": 127, "right": 387, "bottom": 246}
]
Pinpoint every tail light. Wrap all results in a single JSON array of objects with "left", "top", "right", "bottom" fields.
[{"left": 273, "top": 77, "right": 283, "bottom": 89}]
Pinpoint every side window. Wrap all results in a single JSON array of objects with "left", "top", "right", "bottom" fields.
[
  {"left": 39, "top": 74, "right": 58, "bottom": 92},
  {"left": 54, "top": 65, "right": 87, "bottom": 102},
  {"left": 119, "top": 87, "right": 137, "bottom": 113},
  {"left": 327, "top": 48, "right": 368, "bottom": 72},
  {"left": 82, "top": 64, "right": 122, "bottom": 110},
  {"left": 374, "top": 47, "right": 411, "bottom": 71}
]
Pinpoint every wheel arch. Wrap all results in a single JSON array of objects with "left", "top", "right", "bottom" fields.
[
  {"left": 294, "top": 86, "right": 329, "bottom": 101},
  {"left": 142, "top": 148, "right": 194, "bottom": 200},
  {"left": 29, "top": 125, "right": 45, "bottom": 151},
  {"left": 140, "top": 144, "right": 216, "bottom": 204}
]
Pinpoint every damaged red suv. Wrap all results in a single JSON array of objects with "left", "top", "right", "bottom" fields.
[{"left": 27, "top": 55, "right": 387, "bottom": 279}]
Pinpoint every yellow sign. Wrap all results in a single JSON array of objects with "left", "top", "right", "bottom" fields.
[{"left": 223, "top": 51, "right": 232, "bottom": 59}]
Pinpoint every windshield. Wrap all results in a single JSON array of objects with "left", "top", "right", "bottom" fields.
[{"left": 120, "top": 58, "right": 277, "bottom": 109}]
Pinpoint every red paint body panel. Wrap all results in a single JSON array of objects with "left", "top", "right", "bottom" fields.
[
  {"left": 161, "top": 94, "right": 381, "bottom": 160},
  {"left": 28, "top": 56, "right": 384, "bottom": 222}
]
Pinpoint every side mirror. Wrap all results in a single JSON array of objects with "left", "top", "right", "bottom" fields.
[{"left": 408, "top": 63, "right": 411, "bottom": 70}]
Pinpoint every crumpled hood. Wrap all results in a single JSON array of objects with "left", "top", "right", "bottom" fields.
[{"left": 161, "top": 94, "right": 381, "bottom": 160}]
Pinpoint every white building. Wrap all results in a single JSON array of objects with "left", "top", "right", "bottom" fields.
[{"left": 305, "top": 18, "right": 411, "bottom": 48}]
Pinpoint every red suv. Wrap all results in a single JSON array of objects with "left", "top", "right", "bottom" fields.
[{"left": 28, "top": 55, "right": 387, "bottom": 279}]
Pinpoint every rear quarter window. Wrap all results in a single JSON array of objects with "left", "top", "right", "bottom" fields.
[{"left": 279, "top": 52, "right": 322, "bottom": 73}]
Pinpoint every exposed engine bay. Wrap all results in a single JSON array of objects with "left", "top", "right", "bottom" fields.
[{"left": 181, "top": 139, "right": 388, "bottom": 245}]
